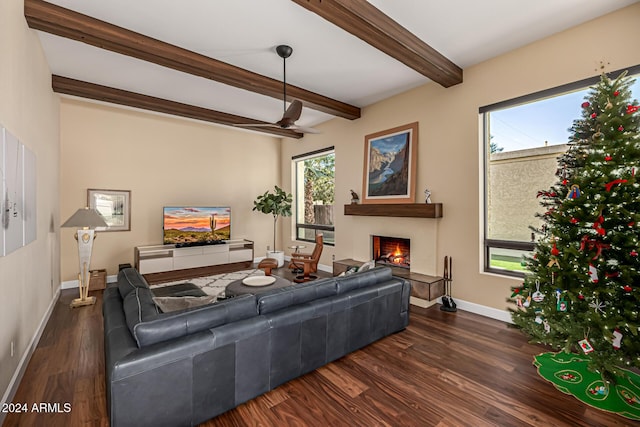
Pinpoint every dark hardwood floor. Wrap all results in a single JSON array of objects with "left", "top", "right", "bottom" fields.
[{"left": 3, "top": 267, "right": 637, "bottom": 427}]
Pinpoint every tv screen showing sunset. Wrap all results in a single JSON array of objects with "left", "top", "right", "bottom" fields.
[{"left": 163, "top": 207, "right": 231, "bottom": 244}]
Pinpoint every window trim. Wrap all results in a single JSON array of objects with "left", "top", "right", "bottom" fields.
[
  {"left": 292, "top": 146, "right": 335, "bottom": 246},
  {"left": 481, "top": 65, "right": 640, "bottom": 277}
]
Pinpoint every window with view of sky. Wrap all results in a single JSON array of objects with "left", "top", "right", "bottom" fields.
[
  {"left": 491, "top": 78, "right": 640, "bottom": 152},
  {"left": 484, "top": 71, "right": 640, "bottom": 276}
]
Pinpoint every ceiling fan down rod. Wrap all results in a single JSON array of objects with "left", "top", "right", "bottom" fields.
[{"left": 276, "top": 45, "right": 293, "bottom": 113}]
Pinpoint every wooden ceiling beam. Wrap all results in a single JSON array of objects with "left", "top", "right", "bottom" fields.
[
  {"left": 291, "top": 0, "right": 462, "bottom": 88},
  {"left": 25, "top": 0, "right": 360, "bottom": 120},
  {"left": 52, "top": 76, "right": 303, "bottom": 139}
]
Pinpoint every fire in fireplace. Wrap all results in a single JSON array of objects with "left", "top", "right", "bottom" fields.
[{"left": 372, "top": 235, "right": 410, "bottom": 269}]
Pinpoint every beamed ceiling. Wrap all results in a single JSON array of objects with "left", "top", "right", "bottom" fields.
[{"left": 26, "top": 0, "right": 637, "bottom": 139}]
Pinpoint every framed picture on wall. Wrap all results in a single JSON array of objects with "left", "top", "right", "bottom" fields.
[
  {"left": 362, "top": 122, "right": 418, "bottom": 204},
  {"left": 87, "top": 189, "right": 131, "bottom": 231}
]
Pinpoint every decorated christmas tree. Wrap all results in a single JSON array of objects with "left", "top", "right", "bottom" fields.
[{"left": 510, "top": 71, "right": 640, "bottom": 382}]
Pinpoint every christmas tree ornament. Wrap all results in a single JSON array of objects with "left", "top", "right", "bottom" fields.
[
  {"left": 570, "top": 217, "right": 579, "bottom": 224},
  {"left": 543, "top": 320, "right": 551, "bottom": 334},
  {"left": 630, "top": 250, "right": 638, "bottom": 257},
  {"left": 614, "top": 90, "right": 620, "bottom": 97},
  {"left": 582, "top": 101, "right": 590, "bottom": 108},
  {"left": 613, "top": 329, "right": 623, "bottom": 350},
  {"left": 567, "top": 184, "right": 581, "bottom": 198},
  {"left": 579, "top": 338, "right": 594, "bottom": 354},
  {"left": 551, "top": 241, "right": 560, "bottom": 256},
  {"left": 557, "top": 298, "right": 567, "bottom": 312},
  {"left": 618, "top": 125, "right": 625, "bottom": 131},
  {"left": 547, "top": 258, "right": 560, "bottom": 268},
  {"left": 578, "top": 293, "right": 585, "bottom": 300},
  {"left": 532, "top": 281, "right": 545, "bottom": 302},
  {"left": 523, "top": 295, "right": 531, "bottom": 308},
  {"left": 589, "top": 264, "right": 599, "bottom": 283},
  {"left": 589, "top": 299, "right": 606, "bottom": 314},
  {"left": 623, "top": 285, "right": 632, "bottom": 293},
  {"left": 606, "top": 99, "right": 613, "bottom": 110},
  {"left": 627, "top": 105, "right": 639, "bottom": 114},
  {"left": 604, "top": 178, "right": 627, "bottom": 192},
  {"left": 591, "top": 113, "right": 598, "bottom": 119},
  {"left": 534, "top": 308, "right": 543, "bottom": 324},
  {"left": 605, "top": 155, "right": 613, "bottom": 161}
]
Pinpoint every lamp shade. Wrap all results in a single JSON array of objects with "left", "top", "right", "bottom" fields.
[{"left": 61, "top": 207, "right": 108, "bottom": 229}]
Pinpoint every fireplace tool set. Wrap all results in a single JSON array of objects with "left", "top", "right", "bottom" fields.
[{"left": 440, "top": 255, "right": 457, "bottom": 312}]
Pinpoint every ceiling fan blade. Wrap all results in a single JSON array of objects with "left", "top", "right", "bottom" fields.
[
  {"left": 282, "top": 99, "right": 303, "bottom": 122},
  {"left": 233, "top": 123, "right": 278, "bottom": 128},
  {"left": 291, "top": 125, "right": 322, "bottom": 134}
]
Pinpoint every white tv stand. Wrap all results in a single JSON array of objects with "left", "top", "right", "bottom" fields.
[{"left": 135, "top": 239, "right": 254, "bottom": 276}]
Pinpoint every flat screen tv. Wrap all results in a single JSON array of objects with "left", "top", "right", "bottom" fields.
[{"left": 163, "top": 206, "right": 231, "bottom": 245}]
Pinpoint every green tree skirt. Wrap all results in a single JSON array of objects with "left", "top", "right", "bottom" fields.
[{"left": 534, "top": 352, "right": 640, "bottom": 420}]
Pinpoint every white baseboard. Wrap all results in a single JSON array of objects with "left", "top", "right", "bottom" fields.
[
  {"left": 60, "top": 274, "right": 118, "bottom": 289},
  {"left": 433, "top": 296, "right": 513, "bottom": 324},
  {"left": 0, "top": 286, "right": 61, "bottom": 421}
]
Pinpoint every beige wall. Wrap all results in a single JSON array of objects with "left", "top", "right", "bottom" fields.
[
  {"left": 280, "top": 3, "right": 640, "bottom": 310},
  {"left": 0, "top": 0, "right": 60, "bottom": 402},
  {"left": 60, "top": 100, "right": 282, "bottom": 281},
  {"left": 488, "top": 145, "right": 567, "bottom": 242}
]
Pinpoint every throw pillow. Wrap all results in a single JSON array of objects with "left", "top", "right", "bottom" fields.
[
  {"left": 358, "top": 260, "right": 376, "bottom": 272},
  {"left": 153, "top": 295, "right": 217, "bottom": 313}
]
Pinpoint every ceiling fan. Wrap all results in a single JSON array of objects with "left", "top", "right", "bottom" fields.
[{"left": 235, "top": 45, "right": 320, "bottom": 135}]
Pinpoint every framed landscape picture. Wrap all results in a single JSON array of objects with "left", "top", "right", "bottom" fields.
[
  {"left": 87, "top": 189, "right": 131, "bottom": 231},
  {"left": 362, "top": 122, "right": 418, "bottom": 204}
]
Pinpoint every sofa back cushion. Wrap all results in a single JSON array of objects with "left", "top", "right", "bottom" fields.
[
  {"left": 133, "top": 294, "right": 258, "bottom": 347},
  {"left": 122, "top": 286, "right": 160, "bottom": 339},
  {"left": 257, "top": 277, "right": 336, "bottom": 314},
  {"left": 118, "top": 267, "right": 150, "bottom": 299},
  {"left": 335, "top": 266, "right": 393, "bottom": 295}
]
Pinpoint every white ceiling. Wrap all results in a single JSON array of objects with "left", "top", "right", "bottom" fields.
[{"left": 35, "top": 0, "right": 638, "bottom": 131}]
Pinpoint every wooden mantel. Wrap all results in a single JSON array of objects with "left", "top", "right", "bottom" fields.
[{"left": 344, "top": 203, "right": 443, "bottom": 218}]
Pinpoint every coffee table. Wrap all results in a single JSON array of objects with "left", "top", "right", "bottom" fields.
[{"left": 225, "top": 275, "right": 292, "bottom": 297}]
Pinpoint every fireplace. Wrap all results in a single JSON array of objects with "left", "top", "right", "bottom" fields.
[{"left": 372, "top": 235, "right": 410, "bottom": 270}]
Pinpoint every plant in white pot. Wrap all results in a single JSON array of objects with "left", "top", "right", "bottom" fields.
[{"left": 253, "top": 185, "right": 292, "bottom": 267}]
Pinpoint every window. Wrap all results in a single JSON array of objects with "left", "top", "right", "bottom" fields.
[
  {"left": 482, "top": 66, "right": 640, "bottom": 277},
  {"left": 293, "top": 147, "right": 335, "bottom": 245}
]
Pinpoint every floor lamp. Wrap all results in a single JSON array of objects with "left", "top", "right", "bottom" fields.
[{"left": 62, "top": 207, "right": 108, "bottom": 308}]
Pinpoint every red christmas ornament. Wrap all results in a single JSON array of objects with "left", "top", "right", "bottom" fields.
[
  {"left": 627, "top": 105, "right": 639, "bottom": 114},
  {"left": 623, "top": 285, "right": 632, "bottom": 292},
  {"left": 570, "top": 217, "right": 579, "bottom": 224},
  {"left": 551, "top": 242, "right": 560, "bottom": 256},
  {"left": 581, "top": 102, "right": 590, "bottom": 108},
  {"left": 604, "top": 155, "right": 612, "bottom": 161},
  {"left": 591, "top": 113, "right": 597, "bottom": 119},
  {"left": 562, "top": 179, "right": 568, "bottom": 185},
  {"left": 631, "top": 250, "right": 638, "bottom": 257},
  {"left": 618, "top": 125, "right": 624, "bottom": 131},
  {"left": 629, "top": 222, "right": 635, "bottom": 227},
  {"left": 614, "top": 90, "right": 620, "bottom": 96},
  {"left": 578, "top": 294, "right": 585, "bottom": 300}
]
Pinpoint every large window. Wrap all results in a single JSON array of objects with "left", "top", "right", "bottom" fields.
[
  {"left": 482, "top": 67, "right": 640, "bottom": 277},
  {"left": 293, "top": 147, "right": 335, "bottom": 245}
]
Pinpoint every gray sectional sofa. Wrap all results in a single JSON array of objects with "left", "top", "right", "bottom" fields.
[{"left": 103, "top": 266, "right": 411, "bottom": 427}]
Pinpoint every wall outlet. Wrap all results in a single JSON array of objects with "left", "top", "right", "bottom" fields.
[{"left": 11, "top": 341, "right": 14, "bottom": 357}]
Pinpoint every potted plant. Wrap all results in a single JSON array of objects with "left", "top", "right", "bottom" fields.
[{"left": 253, "top": 185, "right": 292, "bottom": 267}]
